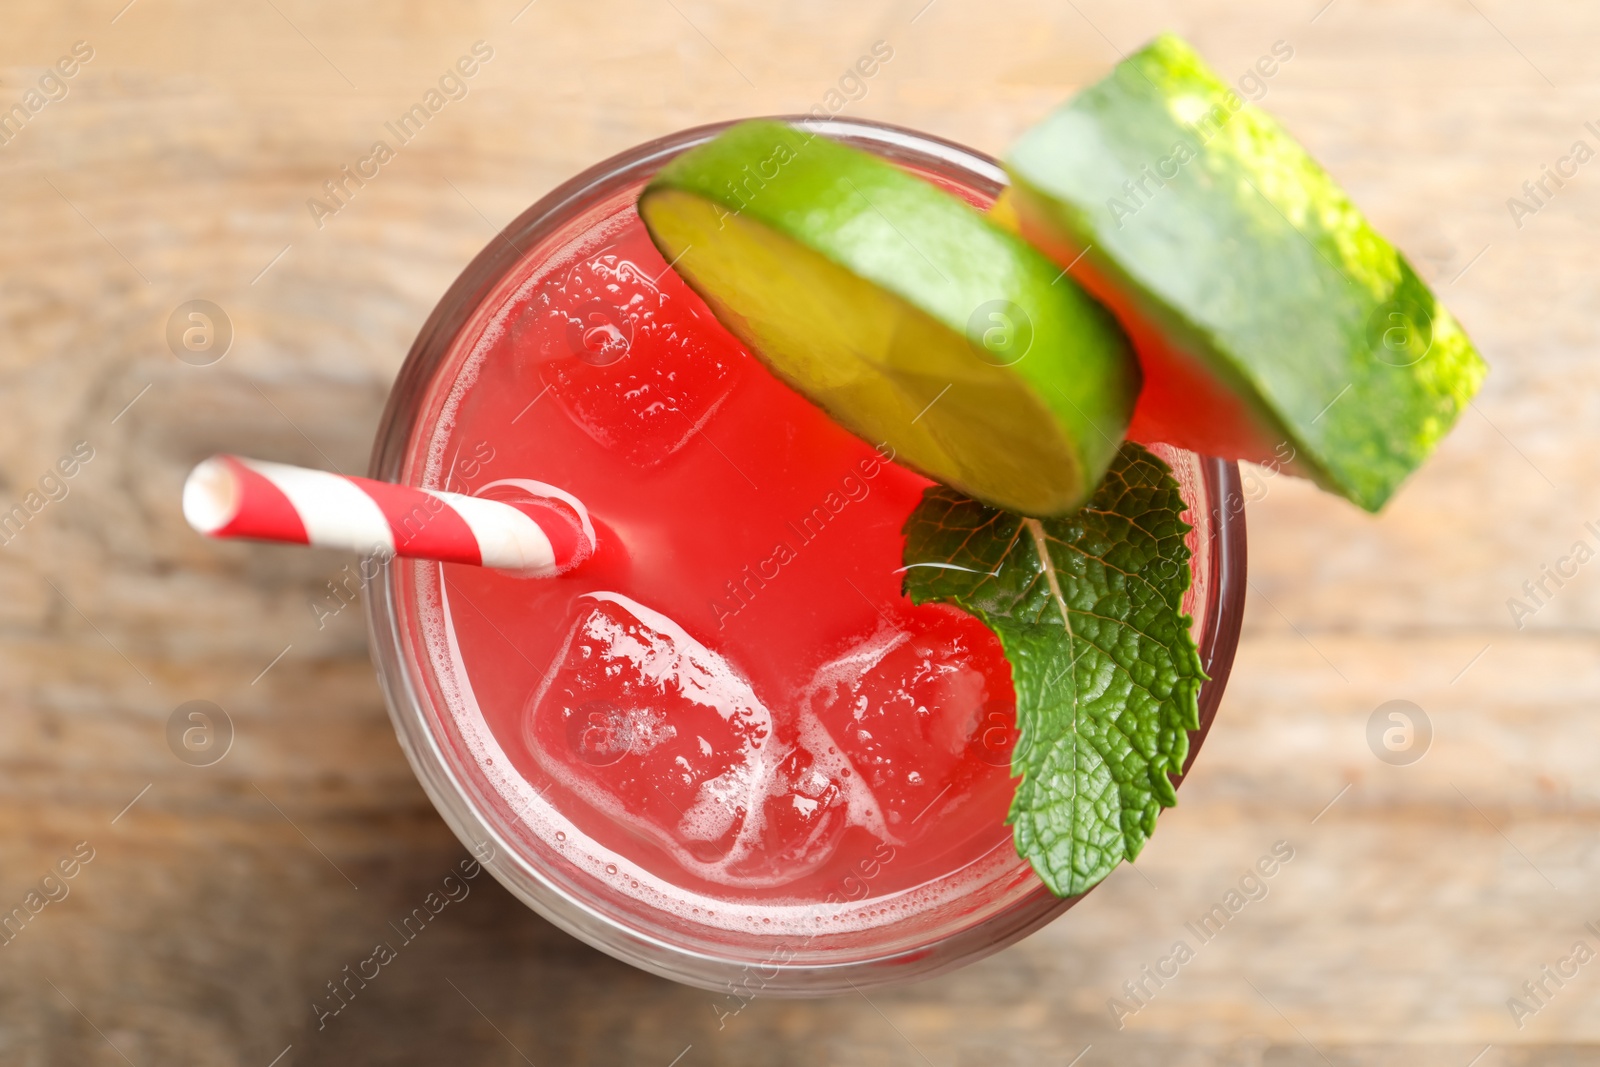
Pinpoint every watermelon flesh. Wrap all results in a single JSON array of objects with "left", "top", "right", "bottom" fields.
[{"left": 1007, "top": 202, "right": 1295, "bottom": 469}]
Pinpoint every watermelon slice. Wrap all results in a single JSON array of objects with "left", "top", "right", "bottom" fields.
[{"left": 1004, "top": 33, "right": 1487, "bottom": 512}]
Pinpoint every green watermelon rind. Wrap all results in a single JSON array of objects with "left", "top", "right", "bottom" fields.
[{"left": 1006, "top": 32, "right": 1488, "bottom": 512}]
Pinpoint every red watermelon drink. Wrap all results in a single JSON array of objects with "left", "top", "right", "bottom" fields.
[{"left": 364, "top": 119, "right": 1245, "bottom": 992}]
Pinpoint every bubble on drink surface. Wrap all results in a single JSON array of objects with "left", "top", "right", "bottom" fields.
[
  {"left": 514, "top": 234, "right": 743, "bottom": 468},
  {"left": 523, "top": 592, "right": 874, "bottom": 886}
]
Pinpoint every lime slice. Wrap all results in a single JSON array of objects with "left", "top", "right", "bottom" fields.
[
  {"left": 1005, "top": 34, "right": 1487, "bottom": 512},
  {"left": 638, "top": 120, "right": 1139, "bottom": 517}
]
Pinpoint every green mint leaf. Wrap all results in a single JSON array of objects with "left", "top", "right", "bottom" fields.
[{"left": 900, "top": 442, "right": 1205, "bottom": 897}]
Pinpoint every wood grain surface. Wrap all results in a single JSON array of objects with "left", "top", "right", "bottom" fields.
[{"left": 2, "top": 0, "right": 1596, "bottom": 1063}]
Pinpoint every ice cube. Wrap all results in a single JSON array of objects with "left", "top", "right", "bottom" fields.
[
  {"left": 805, "top": 609, "right": 1016, "bottom": 838},
  {"left": 762, "top": 746, "right": 847, "bottom": 858},
  {"left": 723, "top": 723, "right": 880, "bottom": 884},
  {"left": 513, "top": 246, "right": 741, "bottom": 468},
  {"left": 526, "top": 593, "right": 886, "bottom": 886},
  {"left": 525, "top": 593, "right": 773, "bottom": 866}
]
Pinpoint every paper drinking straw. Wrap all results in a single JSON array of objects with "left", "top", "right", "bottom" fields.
[{"left": 182, "top": 455, "right": 595, "bottom": 576}]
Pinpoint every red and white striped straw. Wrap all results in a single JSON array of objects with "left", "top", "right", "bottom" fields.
[{"left": 183, "top": 455, "right": 595, "bottom": 576}]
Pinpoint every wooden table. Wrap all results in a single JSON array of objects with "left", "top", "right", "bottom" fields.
[{"left": 1, "top": 1, "right": 1594, "bottom": 1062}]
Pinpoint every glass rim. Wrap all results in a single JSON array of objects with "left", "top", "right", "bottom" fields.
[{"left": 364, "top": 115, "right": 1248, "bottom": 995}]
